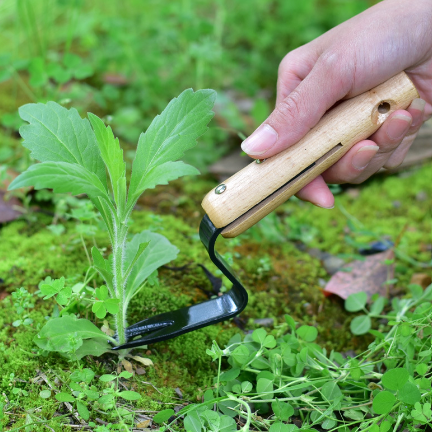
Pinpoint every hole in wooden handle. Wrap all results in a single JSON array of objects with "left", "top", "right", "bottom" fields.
[{"left": 378, "top": 101, "right": 391, "bottom": 114}]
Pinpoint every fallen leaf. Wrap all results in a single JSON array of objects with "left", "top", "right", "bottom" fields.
[
  {"left": 324, "top": 250, "right": 394, "bottom": 300},
  {"left": 130, "top": 355, "right": 154, "bottom": 367},
  {"left": 135, "top": 367, "right": 146, "bottom": 375},
  {"left": 410, "top": 273, "right": 432, "bottom": 289},
  {"left": 101, "top": 321, "right": 114, "bottom": 336},
  {"left": 103, "top": 73, "right": 129, "bottom": 86},
  {"left": 136, "top": 419, "right": 151, "bottom": 428},
  {"left": 121, "top": 359, "right": 134, "bottom": 374},
  {"left": 0, "top": 191, "right": 21, "bottom": 223}
]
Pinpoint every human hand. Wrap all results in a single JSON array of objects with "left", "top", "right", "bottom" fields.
[{"left": 241, "top": 0, "right": 432, "bottom": 208}]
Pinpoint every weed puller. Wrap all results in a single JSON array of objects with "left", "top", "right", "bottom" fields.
[{"left": 113, "top": 72, "right": 418, "bottom": 350}]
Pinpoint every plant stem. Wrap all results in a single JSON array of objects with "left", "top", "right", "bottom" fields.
[{"left": 113, "top": 223, "right": 127, "bottom": 346}]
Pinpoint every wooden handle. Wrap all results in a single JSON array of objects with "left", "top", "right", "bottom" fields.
[{"left": 202, "top": 72, "right": 418, "bottom": 238}]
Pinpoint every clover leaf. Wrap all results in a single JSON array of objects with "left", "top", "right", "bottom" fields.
[
  {"left": 92, "top": 285, "right": 120, "bottom": 319},
  {"left": 40, "top": 277, "right": 72, "bottom": 305}
]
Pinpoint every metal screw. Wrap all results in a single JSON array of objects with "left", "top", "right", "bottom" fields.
[{"left": 215, "top": 184, "right": 227, "bottom": 194}]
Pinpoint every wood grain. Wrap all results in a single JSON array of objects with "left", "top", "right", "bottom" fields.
[{"left": 201, "top": 72, "right": 418, "bottom": 237}]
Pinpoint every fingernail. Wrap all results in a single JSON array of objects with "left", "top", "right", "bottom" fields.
[
  {"left": 352, "top": 145, "right": 379, "bottom": 170},
  {"left": 241, "top": 124, "right": 278, "bottom": 156},
  {"left": 411, "top": 98, "right": 426, "bottom": 111},
  {"left": 387, "top": 114, "right": 411, "bottom": 140},
  {"left": 410, "top": 98, "right": 426, "bottom": 127},
  {"left": 317, "top": 204, "right": 334, "bottom": 209}
]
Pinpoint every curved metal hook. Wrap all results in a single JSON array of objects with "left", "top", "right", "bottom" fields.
[{"left": 112, "top": 215, "right": 248, "bottom": 350}]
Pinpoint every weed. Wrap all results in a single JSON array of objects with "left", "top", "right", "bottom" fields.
[{"left": 8, "top": 89, "right": 216, "bottom": 359}]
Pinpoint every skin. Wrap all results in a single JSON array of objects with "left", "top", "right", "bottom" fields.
[{"left": 241, "top": 0, "right": 432, "bottom": 208}]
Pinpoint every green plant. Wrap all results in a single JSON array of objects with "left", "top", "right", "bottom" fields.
[
  {"left": 8, "top": 88, "right": 216, "bottom": 358},
  {"left": 162, "top": 284, "right": 432, "bottom": 431},
  {"left": 11, "top": 287, "right": 34, "bottom": 328},
  {"left": 53, "top": 369, "right": 140, "bottom": 425}
]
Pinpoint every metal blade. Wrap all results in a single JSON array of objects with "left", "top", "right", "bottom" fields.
[{"left": 111, "top": 215, "right": 248, "bottom": 350}]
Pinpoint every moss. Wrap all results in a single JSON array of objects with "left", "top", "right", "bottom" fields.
[{"left": 0, "top": 162, "right": 430, "bottom": 429}]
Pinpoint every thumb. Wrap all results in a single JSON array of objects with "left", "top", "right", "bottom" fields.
[{"left": 241, "top": 52, "right": 354, "bottom": 158}]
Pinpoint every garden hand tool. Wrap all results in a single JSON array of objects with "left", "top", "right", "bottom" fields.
[{"left": 113, "top": 72, "right": 418, "bottom": 350}]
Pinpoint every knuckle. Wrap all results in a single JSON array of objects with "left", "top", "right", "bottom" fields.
[
  {"left": 319, "top": 49, "right": 342, "bottom": 70},
  {"left": 274, "top": 90, "right": 303, "bottom": 124},
  {"left": 278, "top": 49, "right": 301, "bottom": 75},
  {"left": 317, "top": 48, "right": 355, "bottom": 88}
]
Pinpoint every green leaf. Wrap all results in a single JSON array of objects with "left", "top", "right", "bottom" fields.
[
  {"left": 269, "top": 423, "right": 293, "bottom": 432},
  {"left": 416, "top": 363, "right": 428, "bottom": 376},
  {"left": 296, "top": 325, "right": 318, "bottom": 342},
  {"left": 418, "top": 377, "right": 431, "bottom": 389},
  {"left": 97, "top": 394, "right": 114, "bottom": 405},
  {"left": 372, "top": 391, "right": 396, "bottom": 414},
  {"left": 88, "top": 113, "right": 125, "bottom": 206},
  {"left": 284, "top": 315, "right": 296, "bottom": 332},
  {"left": 125, "top": 231, "right": 178, "bottom": 300},
  {"left": 411, "top": 402, "right": 432, "bottom": 424},
  {"left": 345, "top": 292, "right": 367, "bottom": 312},
  {"left": 263, "top": 335, "right": 277, "bottom": 348},
  {"left": 350, "top": 315, "right": 371, "bottom": 335},
  {"left": 271, "top": 398, "right": 294, "bottom": 421},
  {"left": 129, "top": 161, "right": 199, "bottom": 201},
  {"left": 104, "top": 298, "right": 120, "bottom": 315},
  {"left": 382, "top": 368, "right": 409, "bottom": 391},
  {"left": 201, "top": 410, "right": 219, "bottom": 429},
  {"left": 55, "top": 392, "right": 75, "bottom": 403},
  {"left": 257, "top": 378, "right": 274, "bottom": 398},
  {"left": 219, "top": 368, "right": 240, "bottom": 382},
  {"left": 129, "top": 89, "right": 215, "bottom": 204},
  {"left": 219, "top": 415, "right": 237, "bottom": 432},
  {"left": 92, "top": 302, "right": 107, "bottom": 319},
  {"left": 184, "top": 412, "right": 203, "bottom": 432},
  {"left": 91, "top": 247, "right": 113, "bottom": 288},
  {"left": 9, "top": 162, "right": 109, "bottom": 201},
  {"left": 322, "top": 417, "right": 337, "bottom": 430},
  {"left": 370, "top": 296, "right": 386, "bottom": 315},
  {"left": 70, "top": 368, "right": 94, "bottom": 384},
  {"left": 18, "top": 102, "right": 106, "bottom": 186},
  {"left": 379, "top": 421, "right": 391, "bottom": 432},
  {"left": 344, "top": 409, "right": 364, "bottom": 421},
  {"left": 56, "top": 286, "right": 72, "bottom": 305},
  {"left": 231, "top": 345, "right": 250, "bottom": 366},
  {"left": 99, "top": 374, "right": 116, "bottom": 382},
  {"left": 398, "top": 382, "right": 421, "bottom": 405},
  {"left": 153, "top": 408, "right": 175, "bottom": 424},
  {"left": 34, "top": 316, "right": 108, "bottom": 352},
  {"left": 40, "top": 277, "right": 65, "bottom": 299},
  {"left": 39, "top": 390, "right": 51, "bottom": 399},
  {"left": 95, "top": 286, "right": 109, "bottom": 301},
  {"left": 77, "top": 401, "right": 90, "bottom": 420},
  {"left": 252, "top": 328, "right": 267, "bottom": 344},
  {"left": 119, "top": 371, "right": 133, "bottom": 379},
  {"left": 118, "top": 391, "right": 141, "bottom": 401},
  {"left": 72, "top": 338, "right": 110, "bottom": 360},
  {"left": 321, "top": 381, "right": 343, "bottom": 400},
  {"left": 124, "top": 241, "right": 149, "bottom": 280},
  {"left": 84, "top": 390, "right": 100, "bottom": 400}
]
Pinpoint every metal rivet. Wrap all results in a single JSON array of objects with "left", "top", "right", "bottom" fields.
[{"left": 215, "top": 184, "right": 227, "bottom": 194}]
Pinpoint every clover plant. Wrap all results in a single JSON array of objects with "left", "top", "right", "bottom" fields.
[
  {"left": 9, "top": 89, "right": 216, "bottom": 357},
  {"left": 157, "top": 283, "right": 432, "bottom": 431}
]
